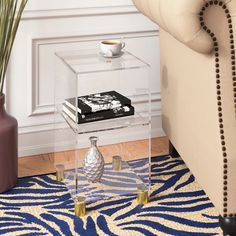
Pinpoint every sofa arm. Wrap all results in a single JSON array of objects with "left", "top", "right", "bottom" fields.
[
  {"left": 132, "top": 0, "right": 214, "bottom": 54},
  {"left": 133, "top": 0, "right": 236, "bottom": 233}
]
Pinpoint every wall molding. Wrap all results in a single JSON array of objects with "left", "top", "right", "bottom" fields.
[
  {"left": 28, "top": 30, "right": 159, "bottom": 117},
  {"left": 22, "top": 5, "right": 138, "bottom": 20},
  {"left": 21, "top": 91, "right": 161, "bottom": 135},
  {"left": 13, "top": 2, "right": 161, "bottom": 157}
]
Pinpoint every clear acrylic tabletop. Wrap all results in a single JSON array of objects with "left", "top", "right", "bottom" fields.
[{"left": 55, "top": 49, "right": 150, "bottom": 75}]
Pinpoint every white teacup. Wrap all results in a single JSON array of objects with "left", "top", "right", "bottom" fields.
[{"left": 100, "top": 40, "right": 125, "bottom": 57}]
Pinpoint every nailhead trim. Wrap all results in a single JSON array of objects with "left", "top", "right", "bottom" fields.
[{"left": 199, "top": 0, "right": 235, "bottom": 217}]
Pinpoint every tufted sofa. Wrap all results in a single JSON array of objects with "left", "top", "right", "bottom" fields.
[{"left": 132, "top": 0, "right": 236, "bottom": 234}]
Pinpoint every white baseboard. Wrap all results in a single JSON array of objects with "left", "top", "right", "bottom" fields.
[
  {"left": 19, "top": 113, "right": 164, "bottom": 157},
  {"left": 19, "top": 93, "right": 163, "bottom": 157},
  {"left": 19, "top": 127, "right": 165, "bottom": 157}
]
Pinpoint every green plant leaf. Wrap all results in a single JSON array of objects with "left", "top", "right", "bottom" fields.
[{"left": 0, "top": 0, "right": 28, "bottom": 95}]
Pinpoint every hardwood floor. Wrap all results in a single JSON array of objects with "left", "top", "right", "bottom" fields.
[{"left": 18, "top": 137, "right": 168, "bottom": 178}]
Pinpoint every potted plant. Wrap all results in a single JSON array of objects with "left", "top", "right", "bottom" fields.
[{"left": 0, "top": 0, "right": 27, "bottom": 192}]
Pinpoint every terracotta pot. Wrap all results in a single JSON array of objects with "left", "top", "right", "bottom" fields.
[{"left": 0, "top": 94, "right": 18, "bottom": 192}]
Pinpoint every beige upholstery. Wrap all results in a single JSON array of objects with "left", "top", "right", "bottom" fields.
[
  {"left": 132, "top": 0, "right": 236, "bottom": 217},
  {"left": 132, "top": 0, "right": 214, "bottom": 54}
]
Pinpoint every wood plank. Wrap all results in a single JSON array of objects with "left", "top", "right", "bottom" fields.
[{"left": 18, "top": 137, "right": 168, "bottom": 178}]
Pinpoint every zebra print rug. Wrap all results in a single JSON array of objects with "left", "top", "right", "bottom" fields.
[{"left": 0, "top": 156, "right": 221, "bottom": 236}]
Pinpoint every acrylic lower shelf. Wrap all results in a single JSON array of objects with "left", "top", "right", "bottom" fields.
[
  {"left": 61, "top": 111, "right": 150, "bottom": 135},
  {"left": 58, "top": 158, "right": 150, "bottom": 204}
]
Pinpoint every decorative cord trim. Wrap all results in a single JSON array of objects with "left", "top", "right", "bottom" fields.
[{"left": 199, "top": 0, "right": 235, "bottom": 218}]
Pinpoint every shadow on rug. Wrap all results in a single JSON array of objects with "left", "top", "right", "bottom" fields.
[{"left": 0, "top": 156, "right": 221, "bottom": 236}]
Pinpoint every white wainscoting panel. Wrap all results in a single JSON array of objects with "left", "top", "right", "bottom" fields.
[{"left": 6, "top": 1, "right": 163, "bottom": 157}]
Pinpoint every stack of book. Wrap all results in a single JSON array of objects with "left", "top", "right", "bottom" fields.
[{"left": 62, "top": 90, "right": 135, "bottom": 124}]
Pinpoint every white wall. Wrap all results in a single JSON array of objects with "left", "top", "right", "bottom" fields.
[{"left": 6, "top": 0, "right": 163, "bottom": 157}]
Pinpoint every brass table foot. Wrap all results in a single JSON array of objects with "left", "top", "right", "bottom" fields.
[
  {"left": 55, "top": 164, "right": 65, "bottom": 182},
  {"left": 112, "top": 155, "right": 122, "bottom": 171},
  {"left": 137, "top": 186, "right": 149, "bottom": 205},
  {"left": 75, "top": 196, "right": 86, "bottom": 217}
]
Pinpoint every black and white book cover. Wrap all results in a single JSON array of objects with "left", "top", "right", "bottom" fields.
[
  {"left": 62, "top": 103, "right": 134, "bottom": 124},
  {"left": 65, "top": 91, "right": 131, "bottom": 115}
]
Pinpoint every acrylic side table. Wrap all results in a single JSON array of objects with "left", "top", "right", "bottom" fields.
[{"left": 54, "top": 49, "right": 151, "bottom": 217}]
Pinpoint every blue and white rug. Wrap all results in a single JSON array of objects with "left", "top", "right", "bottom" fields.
[{"left": 0, "top": 156, "right": 221, "bottom": 236}]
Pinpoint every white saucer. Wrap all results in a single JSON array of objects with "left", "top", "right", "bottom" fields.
[{"left": 99, "top": 51, "right": 124, "bottom": 58}]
